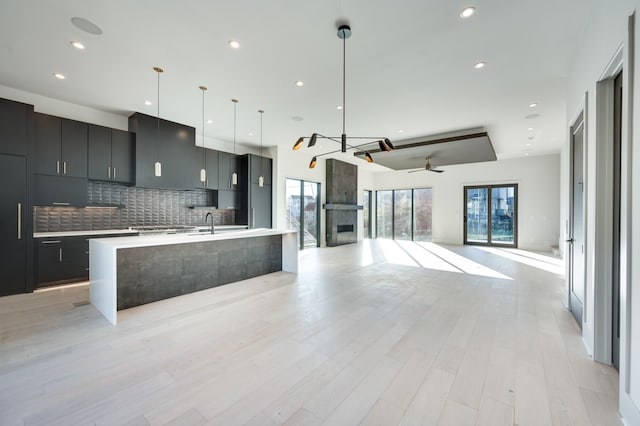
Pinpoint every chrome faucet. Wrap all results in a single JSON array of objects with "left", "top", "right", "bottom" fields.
[{"left": 204, "top": 212, "right": 215, "bottom": 234}]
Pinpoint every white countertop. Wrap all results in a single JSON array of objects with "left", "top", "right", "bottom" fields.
[
  {"left": 34, "top": 229, "right": 139, "bottom": 238},
  {"left": 91, "top": 228, "right": 296, "bottom": 249},
  {"left": 33, "top": 225, "right": 248, "bottom": 238}
]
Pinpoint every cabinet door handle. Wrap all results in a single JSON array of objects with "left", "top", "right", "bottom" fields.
[
  {"left": 113, "top": 167, "right": 116, "bottom": 179},
  {"left": 17, "top": 203, "right": 21, "bottom": 240},
  {"left": 63, "top": 161, "right": 67, "bottom": 175},
  {"left": 52, "top": 202, "right": 70, "bottom": 206},
  {"left": 59, "top": 248, "right": 63, "bottom": 263},
  {"left": 108, "top": 166, "right": 111, "bottom": 179},
  {"left": 42, "top": 240, "right": 61, "bottom": 244},
  {"left": 56, "top": 160, "right": 60, "bottom": 174}
]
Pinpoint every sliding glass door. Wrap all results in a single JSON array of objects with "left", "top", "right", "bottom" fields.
[
  {"left": 375, "top": 188, "right": 433, "bottom": 241},
  {"left": 464, "top": 184, "right": 517, "bottom": 247},
  {"left": 286, "top": 178, "right": 320, "bottom": 249}
]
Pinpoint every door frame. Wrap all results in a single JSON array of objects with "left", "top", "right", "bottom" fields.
[
  {"left": 463, "top": 183, "right": 518, "bottom": 248},
  {"left": 592, "top": 45, "right": 624, "bottom": 364},
  {"left": 285, "top": 177, "right": 320, "bottom": 250}
]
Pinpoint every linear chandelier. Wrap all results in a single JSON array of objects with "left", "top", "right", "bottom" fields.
[{"left": 292, "top": 24, "right": 394, "bottom": 168}]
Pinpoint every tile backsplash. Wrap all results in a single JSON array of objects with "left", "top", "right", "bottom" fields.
[{"left": 34, "top": 181, "right": 235, "bottom": 232}]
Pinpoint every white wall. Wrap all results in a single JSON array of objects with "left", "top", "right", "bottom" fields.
[
  {"left": 565, "top": 1, "right": 640, "bottom": 423},
  {"left": 371, "top": 154, "right": 560, "bottom": 251}
]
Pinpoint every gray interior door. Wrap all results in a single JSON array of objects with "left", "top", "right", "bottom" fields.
[{"left": 569, "top": 116, "right": 585, "bottom": 327}]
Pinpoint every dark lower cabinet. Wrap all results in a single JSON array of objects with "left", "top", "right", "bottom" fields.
[
  {"left": 0, "top": 154, "right": 27, "bottom": 295},
  {"left": 36, "top": 236, "right": 89, "bottom": 287}
]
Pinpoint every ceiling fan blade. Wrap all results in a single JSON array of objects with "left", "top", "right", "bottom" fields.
[
  {"left": 429, "top": 169, "right": 444, "bottom": 173},
  {"left": 408, "top": 169, "right": 423, "bottom": 173}
]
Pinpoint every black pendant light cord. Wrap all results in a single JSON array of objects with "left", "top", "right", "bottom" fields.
[
  {"left": 202, "top": 88, "right": 205, "bottom": 171},
  {"left": 342, "top": 33, "right": 346, "bottom": 137},
  {"left": 260, "top": 110, "right": 263, "bottom": 177},
  {"left": 156, "top": 69, "right": 160, "bottom": 163}
]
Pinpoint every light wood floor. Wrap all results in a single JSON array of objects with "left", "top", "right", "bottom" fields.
[{"left": 0, "top": 241, "right": 621, "bottom": 426}]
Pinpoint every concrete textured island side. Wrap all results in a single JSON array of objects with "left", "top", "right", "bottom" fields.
[{"left": 89, "top": 229, "right": 298, "bottom": 324}]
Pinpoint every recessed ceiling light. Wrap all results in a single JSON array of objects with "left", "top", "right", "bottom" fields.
[
  {"left": 71, "top": 17, "right": 103, "bottom": 35},
  {"left": 228, "top": 40, "right": 240, "bottom": 49},
  {"left": 459, "top": 6, "right": 476, "bottom": 19},
  {"left": 53, "top": 73, "right": 66, "bottom": 80},
  {"left": 207, "top": 119, "right": 213, "bottom": 124},
  {"left": 336, "top": 105, "right": 343, "bottom": 110},
  {"left": 397, "top": 129, "right": 405, "bottom": 133},
  {"left": 144, "top": 100, "right": 152, "bottom": 106},
  {"left": 528, "top": 102, "right": 538, "bottom": 108},
  {"left": 526, "top": 143, "right": 532, "bottom": 147},
  {"left": 70, "top": 41, "right": 85, "bottom": 50},
  {"left": 474, "top": 62, "right": 486, "bottom": 69},
  {"left": 295, "top": 80, "right": 304, "bottom": 87},
  {"left": 527, "top": 127, "right": 533, "bottom": 131},
  {"left": 291, "top": 116, "right": 304, "bottom": 122},
  {"left": 525, "top": 113, "right": 540, "bottom": 120},
  {"left": 248, "top": 132, "right": 254, "bottom": 136}
]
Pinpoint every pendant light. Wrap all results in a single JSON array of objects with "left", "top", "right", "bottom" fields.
[
  {"left": 153, "top": 66, "right": 163, "bottom": 177},
  {"left": 199, "top": 85, "right": 207, "bottom": 184},
  {"left": 231, "top": 98, "right": 238, "bottom": 186},
  {"left": 291, "top": 24, "right": 394, "bottom": 168},
  {"left": 258, "top": 109, "right": 264, "bottom": 187}
]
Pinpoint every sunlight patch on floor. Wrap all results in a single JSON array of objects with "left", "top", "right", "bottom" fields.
[
  {"left": 417, "top": 242, "right": 513, "bottom": 280},
  {"left": 477, "top": 246, "right": 565, "bottom": 276}
]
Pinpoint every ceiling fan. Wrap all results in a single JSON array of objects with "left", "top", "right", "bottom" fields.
[{"left": 409, "top": 157, "right": 444, "bottom": 173}]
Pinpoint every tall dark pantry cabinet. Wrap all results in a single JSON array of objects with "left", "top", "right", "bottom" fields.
[{"left": 0, "top": 98, "right": 33, "bottom": 296}]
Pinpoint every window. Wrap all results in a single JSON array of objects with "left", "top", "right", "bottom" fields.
[
  {"left": 286, "top": 178, "right": 320, "bottom": 249},
  {"left": 413, "top": 188, "right": 433, "bottom": 241},
  {"left": 363, "top": 190, "right": 372, "bottom": 239},
  {"left": 464, "top": 184, "right": 517, "bottom": 247},
  {"left": 376, "top": 190, "right": 393, "bottom": 238},
  {"left": 375, "top": 188, "right": 433, "bottom": 241}
]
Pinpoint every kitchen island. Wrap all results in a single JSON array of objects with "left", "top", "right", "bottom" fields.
[{"left": 89, "top": 228, "right": 298, "bottom": 324}]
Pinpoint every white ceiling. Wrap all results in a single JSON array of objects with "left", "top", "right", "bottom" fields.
[{"left": 0, "top": 0, "right": 594, "bottom": 165}]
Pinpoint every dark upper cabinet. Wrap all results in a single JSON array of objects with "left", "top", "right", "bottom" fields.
[
  {"left": 0, "top": 98, "right": 32, "bottom": 156},
  {"left": 34, "top": 113, "right": 87, "bottom": 178},
  {"left": 249, "top": 154, "right": 272, "bottom": 185},
  {"left": 196, "top": 148, "right": 219, "bottom": 190},
  {"left": 34, "top": 174, "right": 87, "bottom": 207},
  {"left": 218, "top": 151, "right": 241, "bottom": 191},
  {"left": 217, "top": 190, "right": 240, "bottom": 210},
  {"left": 88, "top": 124, "right": 134, "bottom": 184},
  {"left": 111, "top": 129, "right": 134, "bottom": 184},
  {"left": 88, "top": 124, "right": 111, "bottom": 181},
  {"left": 129, "top": 112, "right": 198, "bottom": 190}
]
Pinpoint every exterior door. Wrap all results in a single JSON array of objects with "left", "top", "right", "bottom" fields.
[
  {"left": 0, "top": 154, "right": 27, "bottom": 295},
  {"left": 464, "top": 184, "right": 517, "bottom": 247},
  {"left": 285, "top": 178, "right": 320, "bottom": 249},
  {"left": 569, "top": 113, "right": 585, "bottom": 327}
]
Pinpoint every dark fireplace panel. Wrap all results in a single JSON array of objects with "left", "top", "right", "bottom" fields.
[{"left": 325, "top": 159, "right": 359, "bottom": 247}]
